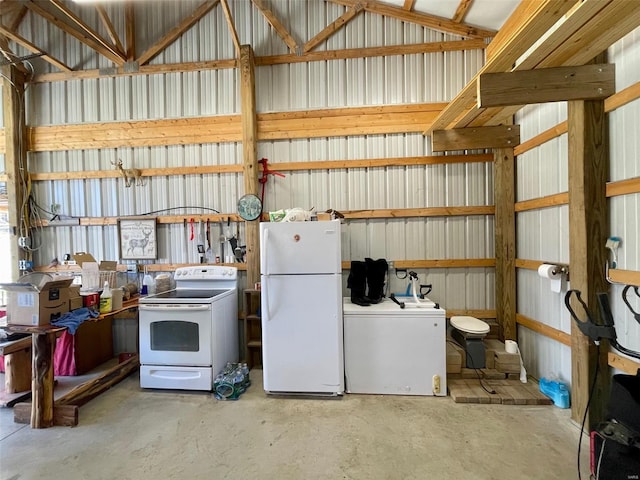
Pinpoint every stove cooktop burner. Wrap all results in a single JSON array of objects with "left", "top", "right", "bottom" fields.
[{"left": 142, "top": 288, "right": 230, "bottom": 302}]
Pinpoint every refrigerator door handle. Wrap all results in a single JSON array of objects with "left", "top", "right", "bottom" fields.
[
  {"left": 263, "top": 280, "right": 270, "bottom": 321},
  {"left": 263, "top": 227, "right": 270, "bottom": 275}
]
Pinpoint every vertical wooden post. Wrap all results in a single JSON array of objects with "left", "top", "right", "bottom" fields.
[
  {"left": 568, "top": 97, "right": 609, "bottom": 427},
  {"left": 239, "top": 45, "right": 260, "bottom": 287},
  {"left": 494, "top": 147, "right": 516, "bottom": 341},
  {"left": 2, "top": 64, "right": 26, "bottom": 282},
  {"left": 31, "top": 332, "right": 57, "bottom": 428}
]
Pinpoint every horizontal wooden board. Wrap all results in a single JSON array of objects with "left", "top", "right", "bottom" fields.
[
  {"left": 608, "top": 352, "right": 640, "bottom": 375},
  {"left": 477, "top": 64, "right": 615, "bottom": 108},
  {"left": 29, "top": 154, "right": 493, "bottom": 182},
  {"left": 515, "top": 192, "right": 569, "bottom": 212},
  {"left": 607, "top": 268, "right": 640, "bottom": 287},
  {"left": 516, "top": 313, "right": 571, "bottom": 346},
  {"left": 29, "top": 104, "right": 446, "bottom": 152},
  {"left": 515, "top": 259, "right": 544, "bottom": 271},
  {"left": 432, "top": 125, "right": 520, "bottom": 151},
  {"left": 606, "top": 177, "right": 640, "bottom": 197}
]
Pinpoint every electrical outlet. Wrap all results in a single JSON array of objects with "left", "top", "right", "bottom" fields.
[
  {"left": 18, "top": 236, "right": 31, "bottom": 249},
  {"left": 126, "top": 263, "right": 138, "bottom": 273},
  {"left": 388, "top": 260, "right": 394, "bottom": 270}
]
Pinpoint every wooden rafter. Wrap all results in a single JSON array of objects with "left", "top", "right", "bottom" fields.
[
  {"left": 0, "top": 25, "right": 71, "bottom": 72},
  {"left": 303, "top": 4, "right": 363, "bottom": 53},
  {"left": 24, "top": 1, "right": 124, "bottom": 66},
  {"left": 137, "top": 0, "right": 217, "bottom": 66},
  {"left": 251, "top": 0, "right": 298, "bottom": 54},
  {"left": 220, "top": 0, "right": 241, "bottom": 57},
  {"left": 328, "top": 0, "right": 495, "bottom": 38},
  {"left": 95, "top": 5, "right": 124, "bottom": 57},
  {"left": 402, "top": 0, "right": 414, "bottom": 11},
  {"left": 9, "top": 6, "right": 28, "bottom": 31},
  {"left": 124, "top": 1, "right": 135, "bottom": 61},
  {"left": 426, "top": 0, "right": 576, "bottom": 133},
  {"left": 452, "top": 0, "right": 473, "bottom": 23},
  {"left": 47, "top": 0, "right": 125, "bottom": 64}
]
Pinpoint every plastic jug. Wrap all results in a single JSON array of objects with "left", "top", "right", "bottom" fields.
[
  {"left": 539, "top": 377, "right": 570, "bottom": 408},
  {"left": 99, "top": 281, "right": 112, "bottom": 314}
]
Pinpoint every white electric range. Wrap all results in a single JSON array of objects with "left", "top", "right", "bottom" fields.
[{"left": 139, "top": 266, "right": 238, "bottom": 391}]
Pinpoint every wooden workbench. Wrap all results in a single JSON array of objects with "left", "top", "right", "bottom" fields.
[{"left": 6, "top": 299, "right": 139, "bottom": 428}]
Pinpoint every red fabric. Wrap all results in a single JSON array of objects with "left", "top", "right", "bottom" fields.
[
  {"left": 0, "top": 332, "right": 78, "bottom": 376},
  {"left": 53, "top": 330, "right": 77, "bottom": 376}
]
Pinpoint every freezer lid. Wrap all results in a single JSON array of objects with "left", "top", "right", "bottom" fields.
[
  {"left": 260, "top": 220, "right": 341, "bottom": 275},
  {"left": 342, "top": 297, "right": 445, "bottom": 315}
]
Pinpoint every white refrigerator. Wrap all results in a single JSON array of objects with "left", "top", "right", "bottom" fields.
[{"left": 260, "top": 220, "right": 344, "bottom": 395}]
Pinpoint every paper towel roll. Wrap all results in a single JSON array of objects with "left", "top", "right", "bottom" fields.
[
  {"left": 538, "top": 263, "right": 564, "bottom": 293},
  {"left": 505, "top": 339, "right": 518, "bottom": 354}
]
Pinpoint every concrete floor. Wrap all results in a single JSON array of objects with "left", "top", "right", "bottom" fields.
[{"left": 0, "top": 370, "right": 590, "bottom": 480}]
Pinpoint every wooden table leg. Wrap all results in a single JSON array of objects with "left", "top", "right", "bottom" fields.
[
  {"left": 31, "top": 332, "right": 57, "bottom": 428},
  {"left": 5, "top": 347, "right": 32, "bottom": 393}
]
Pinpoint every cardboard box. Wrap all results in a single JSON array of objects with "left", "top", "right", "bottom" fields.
[
  {"left": 68, "top": 285, "right": 83, "bottom": 311},
  {"left": 1, "top": 276, "right": 73, "bottom": 326}
]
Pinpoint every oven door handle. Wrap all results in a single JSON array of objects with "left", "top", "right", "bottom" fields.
[{"left": 139, "top": 304, "right": 210, "bottom": 312}]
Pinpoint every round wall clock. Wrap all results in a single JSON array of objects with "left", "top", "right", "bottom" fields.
[{"left": 237, "top": 194, "right": 263, "bottom": 221}]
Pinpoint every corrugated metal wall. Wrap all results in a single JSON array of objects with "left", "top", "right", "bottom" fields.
[
  {"left": 515, "top": 26, "right": 640, "bottom": 383},
  {"left": 608, "top": 27, "right": 640, "bottom": 361},
  {"left": 18, "top": 1, "right": 493, "bottom": 315}
]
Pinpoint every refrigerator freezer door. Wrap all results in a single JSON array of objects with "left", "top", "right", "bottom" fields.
[
  {"left": 261, "top": 273, "right": 344, "bottom": 394},
  {"left": 260, "top": 220, "right": 341, "bottom": 275}
]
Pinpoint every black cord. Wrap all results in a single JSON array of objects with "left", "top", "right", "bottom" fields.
[
  {"left": 447, "top": 339, "right": 497, "bottom": 395},
  {"left": 577, "top": 343, "right": 601, "bottom": 480},
  {"left": 140, "top": 206, "right": 221, "bottom": 216}
]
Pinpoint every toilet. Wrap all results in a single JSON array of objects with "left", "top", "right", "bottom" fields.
[{"left": 450, "top": 316, "right": 491, "bottom": 369}]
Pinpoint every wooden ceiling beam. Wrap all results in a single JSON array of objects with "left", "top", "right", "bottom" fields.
[
  {"left": 328, "top": 0, "right": 495, "bottom": 38},
  {"left": 468, "top": 0, "right": 640, "bottom": 128},
  {"left": 137, "top": 0, "right": 217, "bottom": 66},
  {"left": 477, "top": 64, "right": 615, "bottom": 107},
  {"left": 32, "top": 38, "right": 484, "bottom": 83},
  {"left": 251, "top": 0, "right": 298, "bottom": 54},
  {"left": 0, "top": 25, "right": 71, "bottom": 71},
  {"left": 452, "top": 0, "right": 473, "bottom": 24},
  {"left": 124, "top": 1, "right": 135, "bottom": 61},
  {"left": 95, "top": 5, "right": 124, "bottom": 57},
  {"left": 426, "top": 0, "right": 576, "bottom": 133},
  {"left": 9, "top": 6, "right": 28, "bottom": 32},
  {"left": 431, "top": 125, "right": 520, "bottom": 151},
  {"left": 220, "top": 0, "right": 241, "bottom": 58},
  {"left": 303, "top": 4, "right": 363, "bottom": 53},
  {"left": 47, "top": 0, "right": 125, "bottom": 64},
  {"left": 402, "top": 0, "right": 415, "bottom": 11},
  {"left": 25, "top": 0, "right": 124, "bottom": 65}
]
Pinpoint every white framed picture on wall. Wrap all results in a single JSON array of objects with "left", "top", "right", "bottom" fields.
[{"left": 118, "top": 217, "right": 157, "bottom": 260}]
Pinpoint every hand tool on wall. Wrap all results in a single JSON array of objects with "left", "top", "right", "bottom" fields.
[
  {"left": 197, "top": 219, "right": 205, "bottom": 263},
  {"left": 205, "top": 219, "right": 212, "bottom": 263},
  {"left": 219, "top": 219, "right": 225, "bottom": 262}
]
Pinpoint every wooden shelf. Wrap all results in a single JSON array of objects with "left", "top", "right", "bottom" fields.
[{"left": 243, "top": 289, "right": 262, "bottom": 369}]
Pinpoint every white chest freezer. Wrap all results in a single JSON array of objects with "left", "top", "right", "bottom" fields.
[{"left": 343, "top": 298, "right": 447, "bottom": 396}]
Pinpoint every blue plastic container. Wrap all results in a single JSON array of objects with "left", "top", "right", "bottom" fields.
[{"left": 539, "top": 377, "right": 570, "bottom": 408}]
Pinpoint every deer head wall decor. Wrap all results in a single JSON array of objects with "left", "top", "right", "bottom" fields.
[{"left": 111, "top": 159, "right": 144, "bottom": 187}]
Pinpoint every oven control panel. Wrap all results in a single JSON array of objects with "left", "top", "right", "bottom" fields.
[{"left": 174, "top": 266, "right": 237, "bottom": 280}]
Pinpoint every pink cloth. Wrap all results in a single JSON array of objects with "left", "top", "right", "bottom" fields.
[
  {"left": 0, "top": 330, "right": 78, "bottom": 376},
  {"left": 53, "top": 330, "right": 77, "bottom": 376}
]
